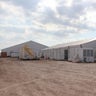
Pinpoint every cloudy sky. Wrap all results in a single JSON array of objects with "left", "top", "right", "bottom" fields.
[{"left": 0, "top": 0, "right": 96, "bottom": 50}]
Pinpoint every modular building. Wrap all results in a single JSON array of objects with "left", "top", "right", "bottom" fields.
[
  {"left": 1, "top": 41, "right": 48, "bottom": 59},
  {"left": 42, "top": 39, "right": 96, "bottom": 62}
]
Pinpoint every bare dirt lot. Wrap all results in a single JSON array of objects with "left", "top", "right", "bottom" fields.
[{"left": 0, "top": 58, "right": 96, "bottom": 96}]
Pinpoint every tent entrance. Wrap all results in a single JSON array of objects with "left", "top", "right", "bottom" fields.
[{"left": 64, "top": 50, "right": 68, "bottom": 60}]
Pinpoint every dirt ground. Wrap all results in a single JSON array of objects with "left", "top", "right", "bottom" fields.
[{"left": 0, "top": 58, "right": 96, "bottom": 96}]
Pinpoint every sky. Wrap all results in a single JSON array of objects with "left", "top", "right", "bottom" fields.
[{"left": 0, "top": 0, "right": 96, "bottom": 50}]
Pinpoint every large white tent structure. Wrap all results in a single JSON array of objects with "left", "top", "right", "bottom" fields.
[
  {"left": 1, "top": 41, "right": 48, "bottom": 59},
  {"left": 42, "top": 39, "right": 96, "bottom": 62}
]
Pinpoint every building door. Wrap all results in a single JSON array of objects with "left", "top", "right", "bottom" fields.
[{"left": 64, "top": 50, "right": 68, "bottom": 60}]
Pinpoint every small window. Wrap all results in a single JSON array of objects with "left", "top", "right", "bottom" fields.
[
  {"left": 87, "top": 50, "right": 90, "bottom": 56},
  {"left": 83, "top": 49, "right": 93, "bottom": 57},
  {"left": 90, "top": 50, "right": 93, "bottom": 56},
  {"left": 83, "top": 50, "right": 86, "bottom": 56}
]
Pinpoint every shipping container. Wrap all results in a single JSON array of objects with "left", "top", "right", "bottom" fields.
[{"left": 1, "top": 52, "right": 7, "bottom": 57}]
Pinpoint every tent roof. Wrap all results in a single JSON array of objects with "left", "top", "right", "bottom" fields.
[
  {"left": 2, "top": 40, "right": 48, "bottom": 50},
  {"left": 44, "top": 39, "right": 96, "bottom": 50}
]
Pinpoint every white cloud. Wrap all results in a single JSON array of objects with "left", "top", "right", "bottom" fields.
[
  {"left": 0, "top": 1, "right": 26, "bottom": 24},
  {"left": 0, "top": 0, "right": 96, "bottom": 50}
]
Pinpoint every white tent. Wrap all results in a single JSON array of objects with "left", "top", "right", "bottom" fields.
[
  {"left": 42, "top": 39, "right": 96, "bottom": 62},
  {"left": 1, "top": 41, "right": 48, "bottom": 59}
]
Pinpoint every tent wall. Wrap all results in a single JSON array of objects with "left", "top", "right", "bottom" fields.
[
  {"left": 68, "top": 46, "right": 83, "bottom": 62},
  {"left": 42, "top": 40, "right": 96, "bottom": 62},
  {"left": 11, "top": 52, "right": 19, "bottom": 58},
  {"left": 1, "top": 41, "right": 48, "bottom": 58},
  {"left": 43, "top": 47, "right": 69, "bottom": 60},
  {"left": 82, "top": 40, "right": 96, "bottom": 48}
]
